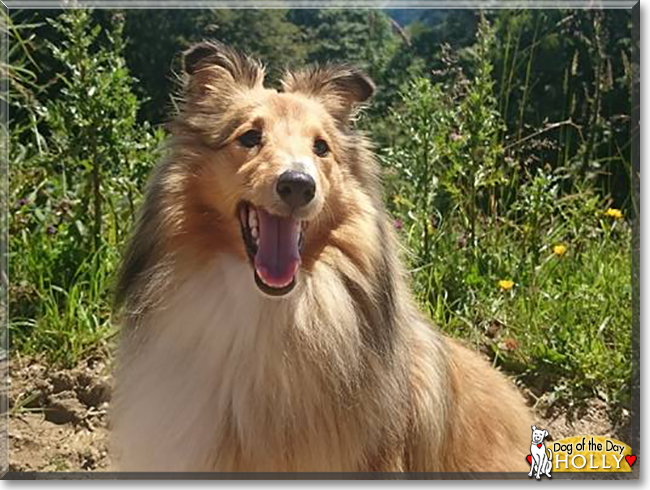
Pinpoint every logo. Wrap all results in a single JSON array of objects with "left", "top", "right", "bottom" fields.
[
  {"left": 527, "top": 425, "right": 553, "bottom": 479},
  {"left": 526, "top": 429, "right": 636, "bottom": 475}
]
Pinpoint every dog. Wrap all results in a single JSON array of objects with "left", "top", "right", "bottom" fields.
[
  {"left": 528, "top": 425, "right": 553, "bottom": 479},
  {"left": 111, "top": 41, "right": 532, "bottom": 472}
]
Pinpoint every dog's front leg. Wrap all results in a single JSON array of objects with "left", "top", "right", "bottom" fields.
[{"left": 534, "top": 455, "right": 543, "bottom": 480}]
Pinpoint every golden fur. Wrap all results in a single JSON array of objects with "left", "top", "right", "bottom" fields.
[{"left": 112, "top": 41, "right": 532, "bottom": 473}]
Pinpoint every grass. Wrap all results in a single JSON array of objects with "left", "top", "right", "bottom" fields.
[
  {"left": 390, "top": 188, "right": 632, "bottom": 410},
  {"left": 9, "top": 231, "right": 118, "bottom": 367},
  {"left": 375, "top": 17, "right": 633, "bottom": 411}
]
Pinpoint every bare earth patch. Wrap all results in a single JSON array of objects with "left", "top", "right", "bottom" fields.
[
  {"left": 4, "top": 355, "right": 631, "bottom": 474},
  {"left": 533, "top": 396, "right": 631, "bottom": 447},
  {"left": 6, "top": 355, "right": 112, "bottom": 472}
]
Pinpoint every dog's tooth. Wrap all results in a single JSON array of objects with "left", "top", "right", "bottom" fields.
[
  {"left": 251, "top": 226, "right": 258, "bottom": 239},
  {"left": 249, "top": 211, "right": 258, "bottom": 229}
]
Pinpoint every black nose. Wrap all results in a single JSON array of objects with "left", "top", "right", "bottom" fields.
[{"left": 276, "top": 170, "right": 316, "bottom": 209}]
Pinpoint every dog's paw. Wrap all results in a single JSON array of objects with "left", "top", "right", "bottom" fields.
[{"left": 536, "top": 476, "right": 541, "bottom": 480}]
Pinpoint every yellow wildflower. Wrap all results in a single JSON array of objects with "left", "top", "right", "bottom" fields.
[
  {"left": 392, "top": 195, "right": 409, "bottom": 207},
  {"left": 605, "top": 208, "right": 623, "bottom": 219},
  {"left": 498, "top": 280, "right": 514, "bottom": 291},
  {"left": 553, "top": 244, "right": 567, "bottom": 256}
]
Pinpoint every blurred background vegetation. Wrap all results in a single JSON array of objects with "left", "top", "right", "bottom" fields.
[{"left": 5, "top": 8, "right": 633, "bottom": 417}]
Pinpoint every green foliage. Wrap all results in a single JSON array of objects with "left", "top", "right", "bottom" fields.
[
  {"left": 215, "top": 10, "right": 307, "bottom": 78},
  {"left": 9, "top": 9, "right": 162, "bottom": 365},
  {"left": 121, "top": 9, "right": 308, "bottom": 123},
  {"left": 43, "top": 10, "right": 160, "bottom": 247},
  {"left": 289, "top": 10, "right": 398, "bottom": 78},
  {"left": 384, "top": 16, "right": 506, "bottom": 263},
  {"left": 490, "top": 9, "right": 632, "bottom": 204},
  {"left": 2, "top": 10, "right": 43, "bottom": 147},
  {"left": 381, "top": 16, "right": 631, "bottom": 411},
  {"left": 120, "top": 9, "right": 218, "bottom": 123}
]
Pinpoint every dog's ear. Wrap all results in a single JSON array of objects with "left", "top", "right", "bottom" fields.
[
  {"left": 531, "top": 425, "right": 537, "bottom": 431},
  {"left": 543, "top": 430, "right": 549, "bottom": 438},
  {"left": 183, "top": 42, "right": 218, "bottom": 76},
  {"left": 182, "top": 41, "right": 265, "bottom": 91},
  {"left": 281, "top": 64, "right": 375, "bottom": 124}
]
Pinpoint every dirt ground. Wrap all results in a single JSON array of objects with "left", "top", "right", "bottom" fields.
[
  {"left": 6, "top": 355, "right": 112, "bottom": 472},
  {"left": 4, "top": 354, "right": 631, "bottom": 473}
]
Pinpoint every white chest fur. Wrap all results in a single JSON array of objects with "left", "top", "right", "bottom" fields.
[{"left": 112, "top": 255, "right": 376, "bottom": 471}]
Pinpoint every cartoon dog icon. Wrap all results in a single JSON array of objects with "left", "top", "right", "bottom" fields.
[{"left": 528, "top": 425, "right": 553, "bottom": 479}]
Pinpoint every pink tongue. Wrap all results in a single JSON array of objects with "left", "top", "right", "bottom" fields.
[{"left": 254, "top": 208, "right": 301, "bottom": 288}]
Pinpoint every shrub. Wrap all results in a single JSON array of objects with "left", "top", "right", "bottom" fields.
[
  {"left": 9, "top": 9, "right": 162, "bottom": 365},
  {"left": 381, "top": 15, "right": 631, "bottom": 410}
]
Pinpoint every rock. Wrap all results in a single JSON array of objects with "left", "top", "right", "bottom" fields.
[
  {"left": 78, "top": 377, "right": 112, "bottom": 408},
  {"left": 27, "top": 363, "right": 46, "bottom": 377},
  {"left": 23, "top": 379, "right": 51, "bottom": 408},
  {"left": 76, "top": 372, "right": 93, "bottom": 388},
  {"left": 50, "top": 371, "right": 75, "bottom": 394},
  {"left": 45, "top": 391, "right": 86, "bottom": 425},
  {"left": 80, "top": 447, "right": 100, "bottom": 470}
]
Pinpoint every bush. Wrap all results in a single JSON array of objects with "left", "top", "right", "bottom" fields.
[
  {"left": 381, "top": 15, "right": 631, "bottom": 409},
  {"left": 9, "top": 9, "right": 162, "bottom": 365}
]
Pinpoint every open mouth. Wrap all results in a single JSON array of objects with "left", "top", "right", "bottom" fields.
[{"left": 238, "top": 202, "right": 305, "bottom": 296}]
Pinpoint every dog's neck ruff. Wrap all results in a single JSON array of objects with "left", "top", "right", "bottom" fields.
[{"left": 114, "top": 254, "right": 379, "bottom": 471}]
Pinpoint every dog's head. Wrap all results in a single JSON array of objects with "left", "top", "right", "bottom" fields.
[
  {"left": 172, "top": 41, "right": 376, "bottom": 297},
  {"left": 531, "top": 425, "right": 549, "bottom": 444}
]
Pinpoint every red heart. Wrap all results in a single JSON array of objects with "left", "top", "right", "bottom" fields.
[
  {"left": 537, "top": 443, "right": 542, "bottom": 448},
  {"left": 527, "top": 455, "right": 532, "bottom": 465},
  {"left": 625, "top": 455, "right": 636, "bottom": 467}
]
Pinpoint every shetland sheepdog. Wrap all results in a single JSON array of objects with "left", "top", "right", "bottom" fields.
[{"left": 112, "top": 41, "right": 532, "bottom": 473}]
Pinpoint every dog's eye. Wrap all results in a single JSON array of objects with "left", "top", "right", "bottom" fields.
[
  {"left": 238, "top": 129, "right": 262, "bottom": 148},
  {"left": 313, "top": 138, "right": 330, "bottom": 157}
]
